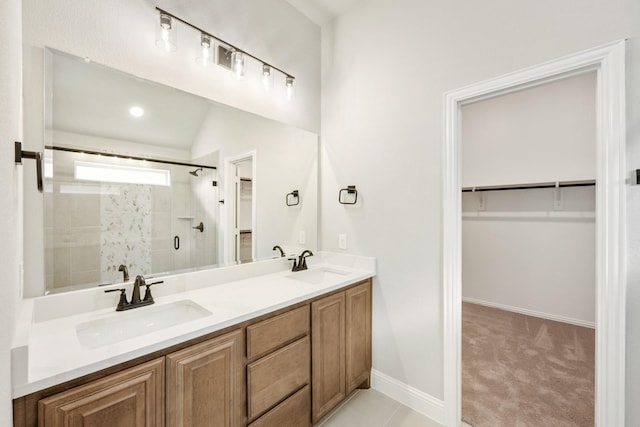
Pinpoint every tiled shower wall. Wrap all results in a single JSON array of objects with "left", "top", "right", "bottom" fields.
[
  {"left": 45, "top": 157, "right": 219, "bottom": 291},
  {"left": 46, "top": 183, "right": 154, "bottom": 289},
  {"left": 101, "top": 183, "right": 152, "bottom": 281}
]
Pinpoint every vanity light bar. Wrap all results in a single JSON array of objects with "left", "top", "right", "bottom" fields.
[{"left": 154, "top": 7, "right": 295, "bottom": 90}]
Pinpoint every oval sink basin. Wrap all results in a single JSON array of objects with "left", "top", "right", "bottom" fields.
[
  {"left": 76, "top": 299, "right": 212, "bottom": 349},
  {"left": 286, "top": 267, "right": 350, "bottom": 285}
]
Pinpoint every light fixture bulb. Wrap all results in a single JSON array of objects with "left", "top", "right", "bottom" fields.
[
  {"left": 129, "top": 106, "right": 144, "bottom": 117},
  {"left": 196, "top": 33, "right": 212, "bottom": 67},
  {"left": 285, "top": 76, "right": 295, "bottom": 101},
  {"left": 262, "top": 64, "right": 273, "bottom": 92},
  {"left": 231, "top": 50, "right": 246, "bottom": 80},
  {"left": 155, "top": 13, "right": 177, "bottom": 52}
]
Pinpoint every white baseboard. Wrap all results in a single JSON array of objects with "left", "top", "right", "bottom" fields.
[
  {"left": 371, "top": 369, "right": 446, "bottom": 425},
  {"left": 462, "top": 297, "right": 595, "bottom": 329}
]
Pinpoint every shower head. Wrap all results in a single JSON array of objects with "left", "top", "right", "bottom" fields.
[{"left": 189, "top": 167, "right": 203, "bottom": 177}]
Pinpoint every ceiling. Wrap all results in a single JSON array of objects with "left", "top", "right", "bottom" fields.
[
  {"left": 285, "top": 0, "right": 367, "bottom": 25},
  {"left": 51, "top": 50, "right": 212, "bottom": 150}
]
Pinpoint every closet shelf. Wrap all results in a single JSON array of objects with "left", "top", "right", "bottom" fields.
[
  {"left": 461, "top": 179, "right": 595, "bottom": 193},
  {"left": 177, "top": 216, "right": 195, "bottom": 220},
  {"left": 462, "top": 211, "right": 595, "bottom": 219}
]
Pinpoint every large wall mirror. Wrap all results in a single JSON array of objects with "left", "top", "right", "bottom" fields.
[{"left": 25, "top": 48, "right": 317, "bottom": 295}]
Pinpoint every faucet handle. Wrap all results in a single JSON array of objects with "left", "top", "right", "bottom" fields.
[
  {"left": 287, "top": 257, "right": 298, "bottom": 272},
  {"left": 104, "top": 288, "right": 129, "bottom": 311},
  {"left": 143, "top": 280, "right": 164, "bottom": 302}
]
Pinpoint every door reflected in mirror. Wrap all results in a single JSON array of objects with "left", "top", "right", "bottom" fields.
[
  {"left": 229, "top": 157, "right": 254, "bottom": 264},
  {"left": 27, "top": 48, "right": 318, "bottom": 295}
]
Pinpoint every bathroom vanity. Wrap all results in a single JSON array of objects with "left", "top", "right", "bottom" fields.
[{"left": 11, "top": 254, "right": 374, "bottom": 426}]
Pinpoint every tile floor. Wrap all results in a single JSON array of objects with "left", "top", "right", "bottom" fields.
[{"left": 314, "top": 389, "right": 444, "bottom": 427}]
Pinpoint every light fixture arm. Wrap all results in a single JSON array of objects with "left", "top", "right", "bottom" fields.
[{"left": 155, "top": 7, "right": 295, "bottom": 81}]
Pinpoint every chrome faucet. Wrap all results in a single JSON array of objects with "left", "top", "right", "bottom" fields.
[
  {"left": 289, "top": 250, "right": 314, "bottom": 272},
  {"left": 104, "top": 275, "right": 164, "bottom": 311},
  {"left": 118, "top": 264, "right": 129, "bottom": 282}
]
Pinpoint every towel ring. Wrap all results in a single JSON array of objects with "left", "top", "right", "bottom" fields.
[
  {"left": 286, "top": 190, "right": 300, "bottom": 206},
  {"left": 339, "top": 185, "right": 358, "bottom": 205}
]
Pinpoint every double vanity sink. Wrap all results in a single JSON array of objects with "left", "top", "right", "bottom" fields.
[
  {"left": 75, "top": 267, "right": 351, "bottom": 350},
  {"left": 12, "top": 254, "right": 375, "bottom": 399}
]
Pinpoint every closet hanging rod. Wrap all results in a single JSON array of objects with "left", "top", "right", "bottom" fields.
[
  {"left": 461, "top": 180, "right": 595, "bottom": 193},
  {"left": 45, "top": 145, "right": 217, "bottom": 170}
]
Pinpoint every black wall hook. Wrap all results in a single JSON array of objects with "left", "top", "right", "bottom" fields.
[
  {"left": 339, "top": 185, "right": 358, "bottom": 205},
  {"left": 286, "top": 190, "right": 300, "bottom": 206}
]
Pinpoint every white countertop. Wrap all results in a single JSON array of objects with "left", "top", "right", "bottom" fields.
[{"left": 11, "top": 252, "right": 375, "bottom": 399}]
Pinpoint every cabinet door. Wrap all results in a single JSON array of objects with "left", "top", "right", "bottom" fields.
[
  {"left": 311, "top": 292, "right": 345, "bottom": 422},
  {"left": 345, "top": 281, "right": 372, "bottom": 394},
  {"left": 166, "top": 330, "right": 244, "bottom": 427},
  {"left": 38, "top": 358, "right": 164, "bottom": 427}
]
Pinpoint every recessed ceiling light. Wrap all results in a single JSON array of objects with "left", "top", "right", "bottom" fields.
[{"left": 129, "top": 106, "right": 144, "bottom": 117}]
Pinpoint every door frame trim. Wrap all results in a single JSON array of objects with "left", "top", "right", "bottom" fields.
[
  {"left": 223, "top": 151, "right": 257, "bottom": 263},
  {"left": 442, "top": 40, "right": 627, "bottom": 427}
]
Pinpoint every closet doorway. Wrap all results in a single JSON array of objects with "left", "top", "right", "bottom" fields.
[
  {"left": 459, "top": 72, "right": 596, "bottom": 426},
  {"left": 442, "top": 40, "right": 626, "bottom": 427}
]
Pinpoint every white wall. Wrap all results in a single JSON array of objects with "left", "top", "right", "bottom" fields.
[
  {"left": 462, "top": 188, "right": 595, "bottom": 326},
  {"left": 319, "top": 0, "right": 640, "bottom": 422},
  {"left": 461, "top": 72, "right": 596, "bottom": 187},
  {"left": 1, "top": 0, "right": 21, "bottom": 425}
]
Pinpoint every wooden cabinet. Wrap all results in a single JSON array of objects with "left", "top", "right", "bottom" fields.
[
  {"left": 38, "top": 358, "right": 164, "bottom": 427},
  {"left": 246, "top": 305, "right": 311, "bottom": 426},
  {"left": 166, "top": 330, "right": 244, "bottom": 427},
  {"left": 311, "top": 280, "right": 372, "bottom": 422},
  {"left": 34, "top": 331, "right": 244, "bottom": 427},
  {"left": 311, "top": 292, "right": 346, "bottom": 422},
  {"left": 345, "top": 281, "right": 372, "bottom": 394}
]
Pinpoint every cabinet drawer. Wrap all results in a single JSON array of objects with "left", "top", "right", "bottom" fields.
[
  {"left": 248, "top": 385, "right": 310, "bottom": 427},
  {"left": 247, "top": 305, "right": 310, "bottom": 359},
  {"left": 247, "top": 336, "right": 310, "bottom": 420}
]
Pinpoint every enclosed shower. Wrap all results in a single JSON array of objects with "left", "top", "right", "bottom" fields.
[{"left": 43, "top": 147, "right": 220, "bottom": 291}]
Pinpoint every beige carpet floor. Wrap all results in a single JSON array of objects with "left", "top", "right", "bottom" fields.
[{"left": 462, "top": 302, "right": 594, "bottom": 427}]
